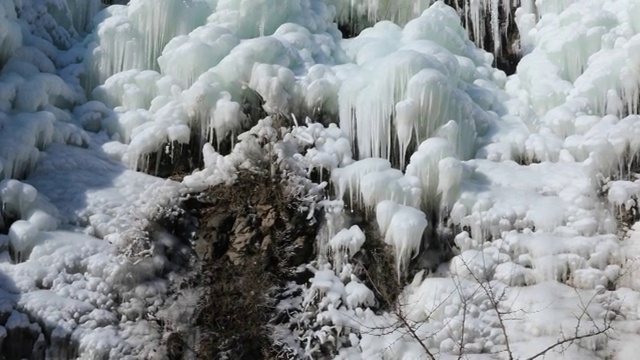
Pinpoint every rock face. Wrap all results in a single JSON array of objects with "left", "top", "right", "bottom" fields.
[
  {"left": 1, "top": 311, "right": 43, "bottom": 360},
  {"left": 193, "top": 170, "right": 318, "bottom": 359},
  {"left": 439, "top": 0, "right": 521, "bottom": 74}
]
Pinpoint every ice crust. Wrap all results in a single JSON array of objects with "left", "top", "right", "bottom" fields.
[{"left": 2, "top": 0, "right": 640, "bottom": 359}]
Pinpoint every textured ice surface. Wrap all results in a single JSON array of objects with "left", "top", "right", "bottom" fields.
[
  {"left": 3, "top": 0, "right": 640, "bottom": 358},
  {"left": 81, "top": 0, "right": 507, "bottom": 173},
  {"left": 0, "top": 0, "right": 188, "bottom": 358}
]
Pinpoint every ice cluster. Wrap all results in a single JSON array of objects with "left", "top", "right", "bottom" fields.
[
  {"left": 2, "top": 0, "right": 640, "bottom": 358},
  {"left": 0, "top": 0, "right": 190, "bottom": 358},
  {"left": 80, "top": 0, "right": 509, "bottom": 175},
  {"left": 332, "top": 0, "right": 520, "bottom": 55}
]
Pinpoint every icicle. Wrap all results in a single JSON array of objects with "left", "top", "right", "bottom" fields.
[
  {"left": 67, "top": 0, "right": 104, "bottom": 33},
  {"left": 491, "top": 0, "right": 501, "bottom": 53},
  {"left": 394, "top": 99, "right": 418, "bottom": 169},
  {"left": 405, "top": 137, "right": 456, "bottom": 210},
  {"left": 359, "top": 168, "right": 402, "bottom": 209},
  {"left": 317, "top": 200, "right": 347, "bottom": 260},
  {"left": 437, "top": 157, "right": 463, "bottom": 217},
  {"left": 331, "top": 158, "right": 391, "bottom": 209},
  {"left": 329, "top": 225, "right": 366, "bottom": 272},
  {"left": 376, "top": 200, "right": 428, "bottom": 277}
]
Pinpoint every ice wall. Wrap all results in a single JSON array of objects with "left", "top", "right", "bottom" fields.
[
  {"left": 82, "top": 0, "right": 509, "bottom": 295},
  {"left": 85, "top": 0, "right": 505, "bottom": 174},
  {"left": 0, "top": 0, "right": 100, "bottom": 178},
  {"left": 82, "top": 0, "right": 350, "bottom": 170},
  {"left": 4, "top": 0, "right": 640, "bottom": 358}
]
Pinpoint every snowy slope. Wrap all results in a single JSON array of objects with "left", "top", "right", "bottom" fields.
[
  {"left": 0, "top": 1, "right": 186, "bottom": 358},
  {"left": 1, "top": 0, "right": 640, "bottom": 359}
]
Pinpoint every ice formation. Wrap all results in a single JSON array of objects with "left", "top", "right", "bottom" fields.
[
  {"left": 376, "top": 200, "right": 428, "bottom": 276},
  {"left": 3, "top": 0, "right": 640, "bottom": 358},
  {"left": 338, "top": 4, "right": 503, "bottom": 165},
  {"left": 285, "top": 0, "right": 640, "bottom": 358},
  {"left": 78, "top": 0, "right": 511, "bottom": 173},
  {"left": 329, "top": 225, "right": 365, "bottom": 271},
  {"left": 0, "top": 0, "right": 191, "bottom": 358},
  {"left": 332, "top": 0, "right": 519, "bottom": 56}
]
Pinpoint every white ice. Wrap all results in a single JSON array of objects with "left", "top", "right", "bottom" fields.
[{"left": 3, "top": 0, "right": 640, "bottom": 358}]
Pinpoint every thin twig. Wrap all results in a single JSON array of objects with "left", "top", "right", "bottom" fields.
[{"left": 523, "top": 324, "right": 611, "bottom": 360}]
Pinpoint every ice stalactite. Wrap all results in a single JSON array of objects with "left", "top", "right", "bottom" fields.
[
  {"left": 376, "top": 200, "right": 428, "bottom": 277},
  {"left": 339, "top": 2, "right": 500, "bottom": 168},
  {"left": 329, "top": 225, "right": 365, "bottom": 273},
  {"left": 607, "top": 179, "right": 640, "bottom": 224},
  {"left": 332, "top": 0, "right": 522, "bottom": 72},
  {"left": 331, "top": 158, "right": 391, "bottom": 209},
  {"left": 316, "top": 200, "right": 348, "bottom": 259},
  {"left": 83, "top": 0, "right": 211, "bottom": 90},
  {"left": 463, "top": 0, "right": 516, "bottom": 55},
  {"left": 65, "top": 0, "right": 105, "bottom": 34},
  {"left": 157, "top": 26, "right": 239, "bottom": 89},
  {"left": 0, "top": 1, "right": 22, "bottom": 66}
]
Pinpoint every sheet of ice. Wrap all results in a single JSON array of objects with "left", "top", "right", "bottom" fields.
[
  {"left": 25, "top": 141, "right": 183, "bottom": 246},
  {"left": 0, "top": 196, "right": 179, "bottom": 359},
  {"left": 0, "top": 136, "right": 186, "bottom": 358}
]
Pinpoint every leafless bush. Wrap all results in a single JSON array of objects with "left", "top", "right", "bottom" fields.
[{"left": 358, "top": 253, "right": 615, "bottom": 360}]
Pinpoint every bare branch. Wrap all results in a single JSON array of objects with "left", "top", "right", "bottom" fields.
[
  {"left": 392, "top": 304, "right": 437, "bottom": 360},
  {"left": 360, "top": 266, "right": 437, "bottom": 360},
  {"left": 458, "top": 252, "right": 514, "bottom": 360},
  {"left": 523, "top": 323, "right": 612, "bottom": 360}
]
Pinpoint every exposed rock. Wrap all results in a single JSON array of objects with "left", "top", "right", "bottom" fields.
[
  {"left": 193, "top": 169, "right": 318, "bottom": 359},
  {"left": 3, "top": 311, "right": 40, "bottom": 360}
]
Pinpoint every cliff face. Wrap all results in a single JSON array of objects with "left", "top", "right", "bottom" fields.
[
  {"left": 8, "top": 0, "right": 640, "bottom": 358},
  {"left": 152, "top": 3, "right": 526, "bottom": 357}
]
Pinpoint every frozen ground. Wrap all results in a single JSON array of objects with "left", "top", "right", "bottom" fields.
[{"left": 1, "top": 0, "right": 640, "bottom": 359}]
